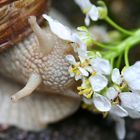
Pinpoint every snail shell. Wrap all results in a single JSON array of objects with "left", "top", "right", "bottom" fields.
[
  {"left": 0, "top": 0, "right": 51, "bottom": 52},
  {"left": 0, "top": 0, "right": 81, "bottom": 130}
]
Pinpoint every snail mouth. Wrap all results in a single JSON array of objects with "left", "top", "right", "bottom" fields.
[{"left": 11, "top": 73, "right": 42, "bottom": 102}]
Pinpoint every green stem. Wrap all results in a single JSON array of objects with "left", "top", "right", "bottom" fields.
[
  {"left": 105, "top": 17, "right": 133, "bottom": 36},
  {"left": 116, "top": 53, "right": 123, "bottom": 68},
  {"left": 91, "top": 39, "right": 117, "bottom": 50},
  {"left": 111, "top": 58, "right": 114, "bottom": 67},
  {"left": 124, "top": 47, "right": 130, "bottom": 67},
  {"left": 104, "top": 29, "right": 140, "bottom": 59}
]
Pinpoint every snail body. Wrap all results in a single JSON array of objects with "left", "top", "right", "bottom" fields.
[
  {"left": 0, "top": 0, "right": 80, "bottom": 130},
  {"left": 0, "top": 26, "right": 76, "bottom": 94},
  {"left": 0, "top": 76, "right": 80, "bottom": 130}
]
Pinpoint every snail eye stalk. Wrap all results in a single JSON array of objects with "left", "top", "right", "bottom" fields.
[
  {"left": 11, "top": 73, "right": 41, "bottom": 102},
  {"left": 28, "top": 16, "right": 53, "bottom": 55}
]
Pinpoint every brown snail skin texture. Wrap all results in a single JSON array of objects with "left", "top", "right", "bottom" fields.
[{"left": 0, "top": 7, "right": 81, "bottom": 130}]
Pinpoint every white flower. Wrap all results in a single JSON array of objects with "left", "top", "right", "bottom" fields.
[
  {"left": 78, "top": 67, "right": 89, "bottom": 77},
  {"left": 111, "top": 115, "right": 126, "bottom": 140},
  {"left": 93, "top": 91, "right": 126, "bottom": 116},
  {"left": 68, "top": 66, "right": 75, "bottom": 77},
  {"left": 69, "top": 67, "right": 89, "bottom": 81},
  {"left": 43, "top": 14, "right": 86, "bottom": 49},
  {"left": 105, "top": 90, "right": 140, "bottom": 119},
  {"left": 110, "top": 105, "right": 128, "bottom": 118},
  {"left": 75, "top": 75, "right": 82, "bottom": 81},
  {"left": 89, "top": 74, "right": 108, "bottom": 92},
  {"left": 93, "top": 93, "right": 111, "bottom": 112},
  {"left": 123, "top": 61, "right": 140, "bottom": 92},
  {"left": 72, "top": 33, "right": 86, "bottom": 48},
  {"left": 110, "top": 91, "right": 140, "bottom": 140},
  {"left": 76, "top": 46, "right": 88, "bottom": 63},
  {"left": 112, "top": 68, "right": 122, "bottom": 85},
  {"left": 90, "top": 57, "right": 111, "bottom": 75},
  {"left": 66, "top": 55, "right": 89, "bottom": 80},
  {"left": 84, "top": 66, "right": 93, "bottom": 73},
  {"left": 81, "top": 77, "right": 88, "bottom": 88},
  {"left": 65, "top": 55, "right": 76, "bottom": 65},
  {"left": 74, "top": 0, "right": 99, "bottom": 26},
  {"left": 92, "top": 88, "right": 128, "bottom": 117},
  {"left": 105, "top": 87, "right": 118, "bottom": 100},
  {"left": 105, "top": 88, "right": 128, "bottom": 117},
  {"left": 82, "top": 97, "right": 92, "bottom": 105},
  {"left": 43, "top": 14, "right": 73, "bottom": 41},
  {"left": 119, "top": 92, "right": 140, "bottom": 118}
]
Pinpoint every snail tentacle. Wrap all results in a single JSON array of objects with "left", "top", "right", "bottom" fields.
[
  {"left": 11, "top": 73, "right": 42, "bottom": 102},
  {"left": 28, "top": 16, "right": 53, "bottom": 55}
]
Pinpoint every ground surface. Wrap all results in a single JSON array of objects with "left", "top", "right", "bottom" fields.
[{"left": 0, "top": 109, "right": 140, "bottom": 140}]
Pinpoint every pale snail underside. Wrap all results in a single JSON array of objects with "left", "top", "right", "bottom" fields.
[{"left": 0, "top": 0, "right": 81, "bottom": 130}]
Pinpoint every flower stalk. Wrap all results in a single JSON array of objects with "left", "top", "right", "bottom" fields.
[
  {"left": 104, "top": 29, "right": 140, "bottom": 60},
  {"left": 105, "top": 17, "right": 134, "bottom": 36}
]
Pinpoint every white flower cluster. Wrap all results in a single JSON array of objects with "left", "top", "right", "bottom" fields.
[
  {"left": 66, "top": 42, "right": 140, "bottom": 139},
  {"left": 42, "top": 13, "right": 140, "bottom": 140},
  {"left": 67, "top": 48, "right": 140, "bottom": 140},
  {"left": 74, "top": 0, "right": 99, "bottom": 26}
]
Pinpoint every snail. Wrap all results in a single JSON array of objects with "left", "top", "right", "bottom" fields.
[{"left": 0, "top": 0, "right": 81, "bottom": 131}]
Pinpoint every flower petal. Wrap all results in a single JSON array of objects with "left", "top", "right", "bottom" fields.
[
  {"left": 85, "top": 66, "right": 93, "bottom": 73},
  {"left": 126, "top": 109, "right": 140, "bottom": 119},
  {"left": 90, "top": 57, "right": 111, "bottom": 75},
  {"left": 105, "top": 87, "right": 118, "bottom": 100},
  {"left": 111, "top": 115, "right": 126, "bottom": 140},
  {"left": 65, "top": 55, "right": 76, "bottom": 65},
  {"left": 77, "top": 47, "right": 88, "bottom": 63},
  {"left": 74, "top": 0, "right": 99, "bottom": 25},
  {"left": 81, "top": 78, "right": 87, "bottom": 88},
  {"left": 43, "top": 14, "right": 73, "bottom": 41},
  {"left": 130, "top": 61, "right": 140, "bottom": 69},
  {"left": 119, "top": 92, "right": 140, "bottom": 112},
  {"left": 72, "top": 33, "right": 87, "bottom": 50},
  {"left": 82, "top": 97, "right": 92, "bottom": 105},
  {"left": 78, "top": 67, "right": 89, "bottom": 77},
  {"left": 110, "top": 105, "right": 128, "bottom": 117},
  {"left": 88, "top": 5, "right": 99, "bottom": 21},
  {"left": 74, "top": 0, "right": 92, "bottom": 11},
  {"left": 112, "top": 68, "right": 121, "bottom": 85},
  {"left": 89, "top": 74, "right": 108, "bottom": 92},
  {"left": 85, "top": 15, "right": 90, "bottom": 26},
  {"left": 68, "top": 66, "right": 75, "bottom": 77},
  {"left": 93, "top": 93, "right": 111, "bottom": 112},
  {"left": 75, "top": 75, "right": 82, "bottom": 81},
  {"left": 123, "top": 62, "right": 140, "bottom": 92}
]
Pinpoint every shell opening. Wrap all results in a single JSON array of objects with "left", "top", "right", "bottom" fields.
[
  {"left": 11, "top": 73, "right": 42, "bottom": 102},
  {"left": 28, "top": 16, "right": 53, "bottom": 55}
]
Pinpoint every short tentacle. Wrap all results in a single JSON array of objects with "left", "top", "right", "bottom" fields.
[{"left": 11, "top": 73, "right": 42, "bottom": 102}]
